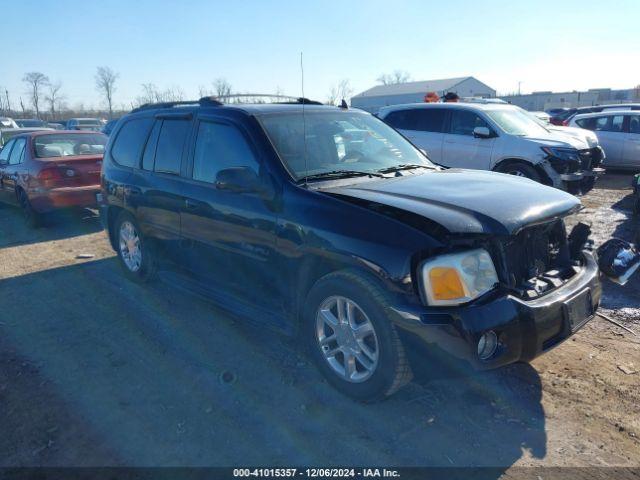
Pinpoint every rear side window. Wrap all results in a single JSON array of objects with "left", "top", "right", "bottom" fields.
[
  {"left": 449, "top": 110, "right": 491, "bottom": 136},
  {"left": 629, "top": 115, "right": 640, "bottom": 134},
  {"left": 142, "top": 121, "right": 162, "bottom": 171},
  {"left": 387, "top": 109, "right": 447, "bottom": 133},
  {"left": 111, "top": 117, "right": 154, "bottom": 168},
  {"left": 0, "top": 139, "right": 14, "bottom": 163},
  {"left": 8, "top": 138, "right": 26, "bottom": 165},
  {"left": 154, "top": 119, "right": 190, "bottom": 175},
  {"left": 591, "top": 115, "right": 625, "bottom": 132},
  {"left": 192, "top": 121, "right": 259, "bottom": 183},
  {"left": 384, "top": 110, "right": 421, "bottom": 130}
]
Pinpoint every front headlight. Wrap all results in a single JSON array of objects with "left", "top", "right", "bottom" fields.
[
  {"left": 542, "top": 146, "right": 582, "bottom": 173},
  {"left": 419, "top": 249, "right": 499, "bottom": 306}
]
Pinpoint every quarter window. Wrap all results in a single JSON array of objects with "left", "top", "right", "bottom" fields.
[
  {"left": 111, "top": 117, "right": 154, "bottom": 168},
  {"left": 192, "top": 121, "right": 259, "bottom": 183},
  {"left": 154, "top": 119, "right": 190, "bottom": 175},
  {"left": 8, "top": 138, "right": 26, "bottom": 165}
]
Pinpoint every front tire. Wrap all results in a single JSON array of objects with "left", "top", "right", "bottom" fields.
[
  {"left": 304, "top": 270, "right": 412, "bottom": 402},
  {"left": 114, "top": 211, "right": 157, "bottom": 283},
  {"left": 496, "top": 161, "right": 541, "bottom": 182}
]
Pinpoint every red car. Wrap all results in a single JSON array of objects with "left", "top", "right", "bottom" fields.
[{"left": 0, "top": 130, "right": 107, "bottom": 226}]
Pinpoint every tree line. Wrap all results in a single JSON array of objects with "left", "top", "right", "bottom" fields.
[{"left": 0, "top": 68, "right": 412, "bottom": 120}]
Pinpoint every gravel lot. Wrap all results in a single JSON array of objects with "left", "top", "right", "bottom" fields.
[{"left": 0, "top": 173, "right": 638, "bottom": 472}]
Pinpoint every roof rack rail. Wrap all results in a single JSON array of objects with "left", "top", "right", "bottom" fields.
[
  {"left": 277, "top": 97, "right": 323, "bottom": 105},
  {"left": 131, "top": 97, "right": 223, "bottom": 113},
  {"left": 215, "top": 93, "right": 323, "bottom": 105}
]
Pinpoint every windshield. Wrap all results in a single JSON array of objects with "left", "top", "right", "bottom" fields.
[
  {"left": 259, "top": 111, "right": 433, "bottom": 181},
  {"left": 34, "top": 133, "right": 107, "bottom": 158},
  {"left": 485, "top": 108, "right": 550, "bottom": 136}
]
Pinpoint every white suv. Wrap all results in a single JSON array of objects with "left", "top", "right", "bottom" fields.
[
  {"left": 378, "top": 102, "right": 604, "bottom": 194},
  {"left": 569, "top": 111, "right": 640, "bottom": 170}
]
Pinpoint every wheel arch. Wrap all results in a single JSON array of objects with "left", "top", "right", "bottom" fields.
[
  {"left": 106, "top": 205, "right": 124, "bottom": 251},
  {"left": 293, "top": 255, "right": 399, "bottom": 333},
  {"left": 493, "top": 157, "right": 553, "bottom": 186}
]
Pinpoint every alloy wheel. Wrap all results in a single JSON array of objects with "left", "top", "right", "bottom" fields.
[
  {"left": 315, "top": 295, "right": 379, "bottom": 383},
  {"left": 119, "top": 221, "right": 142, "bottom": 272}
]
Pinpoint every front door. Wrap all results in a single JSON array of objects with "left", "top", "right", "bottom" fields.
[
  {"left": 180, "top": 116, "right": 281, "bottom": 315},
  {"left": 441, "top": 110, "right": 495, "bottom": 170}
]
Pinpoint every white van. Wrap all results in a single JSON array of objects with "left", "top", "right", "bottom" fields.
[
  {"left": 569, "top": 111, "right": 640, "bottom": 170},
  {"left": 378, "top": 102, "right": 604, "bottom": 194}
]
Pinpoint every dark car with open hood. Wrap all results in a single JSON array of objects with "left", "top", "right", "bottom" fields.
[{"left": 99, "top": 97, "right": 603, "bottom": 401}]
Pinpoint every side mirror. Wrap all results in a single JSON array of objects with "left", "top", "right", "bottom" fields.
[
  {"left": 215, "top": 166, "right": 262, "bottom": 194},
  {"left": 473, "top": 126, "right": 492, "bottom": 139}
]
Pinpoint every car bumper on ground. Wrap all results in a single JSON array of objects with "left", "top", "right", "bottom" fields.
[
  {"left": 29, "top": 185, "right": 101, "bottom": 213},
  {"left": 389, "top": 250, "right": 601, "bottom": 370}
]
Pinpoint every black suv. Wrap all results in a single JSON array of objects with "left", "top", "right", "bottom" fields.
[{"left": 100, "top": 97, "right": 601, "bottom": 401}]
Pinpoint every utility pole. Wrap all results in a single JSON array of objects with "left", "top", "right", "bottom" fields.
[{"left": 4, "top": 89, "right": 10, "bottom": 114}]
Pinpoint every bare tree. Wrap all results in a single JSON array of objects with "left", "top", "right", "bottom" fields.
[
  {"left": 327, "top": 79, "right": 353, "bottom": 106},
  {"left": 22, "top": 72, "right": 49, "bottom": 118},
  {"left": 376, "top": 70, "right": 411, "bottom": 85},
  {"left": 95, "top": 66, "right": 119, "bottom": 118},
  {"left": 45, "top": 81, "right": 64, "bottom": 119},
  {"left": 213, "top": 78, "right": 232, "bottom": 98},
  {"left": 198, "top": 85, "right": 211, "bottom": 97},
  {"left": 135, "top": 83, "right": 185, "bottom": 106}
]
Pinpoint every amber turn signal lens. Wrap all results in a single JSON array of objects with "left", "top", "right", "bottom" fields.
[{"left": 428, "top": 267, "right": 465, "bottom": 301}]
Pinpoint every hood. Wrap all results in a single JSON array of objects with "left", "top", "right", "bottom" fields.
[
  {"left": 547, "top": 125, "right": 599, "bottom": 148},
  {"left": 522, "top": 130, "right": 588, "bottom": 149},
  {"left": 321, "top": 169, "right": 580, "bottom": 236}
]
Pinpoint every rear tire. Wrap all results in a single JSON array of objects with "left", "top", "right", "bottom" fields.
[
  {"left": 304, "top": 269, "right": 412, "bottom": 402},
  {"left": 496, "top": 161, "right": 541, "bottom": 182},
  {"left": 17, "top": 189, "right": 43, "bottom": 228},
  {"left": 114, "top": 211, "right": 157, "bottom": 283}
]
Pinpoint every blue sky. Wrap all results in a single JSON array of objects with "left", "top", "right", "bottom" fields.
[{"left": 3, "top": 0, "right": 639, "bottom": 109}]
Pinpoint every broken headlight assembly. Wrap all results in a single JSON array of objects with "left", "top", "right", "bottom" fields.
[
  {"left": 542, "top": 146, "right": 582, "bottom": 174},
  {"left": 419, "top": 249, "right": 499, "bottom": 306}
]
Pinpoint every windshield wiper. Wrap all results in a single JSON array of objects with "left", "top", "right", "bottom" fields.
[
  {"left": 300, "top": 170, "right": 385, "bottom": 182},
  {"left": 376, "top": 163, "right": 429, "bottom": 174}
]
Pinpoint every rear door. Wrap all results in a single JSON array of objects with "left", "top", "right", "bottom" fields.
[
  {"left": 134, "top": 114, "right": 193, "bottom": 259},
  {"left": 383, "top": 108, "right": 446, "bottom": 162},
  {"left": 622, "top": 114, "right": 640, "bottom": 169},
  {"left": 441, "top": 109, "right": 496, "bottom": 169},
  {"left": 590, "top": 115, "right": 626, "bottom": 167},
  {"left": 180, "top": 114, "right": 281, "bottom": 313}
]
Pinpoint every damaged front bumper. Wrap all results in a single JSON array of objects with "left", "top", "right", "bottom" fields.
[{"left": 388, "top": 250, "right": 601, "bottom": 370}]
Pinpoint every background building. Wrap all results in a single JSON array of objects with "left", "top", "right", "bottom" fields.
[
  {"left": 351, "top": 76, "right": 496, "bottom": 113},
  {"left": 500, "top": 87, "right": 640, "bottom": 111}
]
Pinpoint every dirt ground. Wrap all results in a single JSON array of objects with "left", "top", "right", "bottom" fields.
[{"left": 0, "top": 173, "right": 638, "bottom": 473}]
